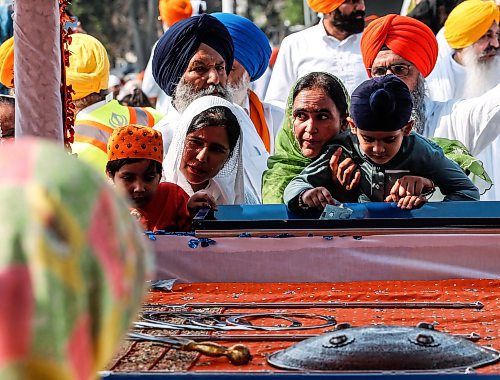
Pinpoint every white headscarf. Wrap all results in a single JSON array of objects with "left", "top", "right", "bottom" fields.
[{"left": 163, "top": 96, "right": 246, "bottom": 205}]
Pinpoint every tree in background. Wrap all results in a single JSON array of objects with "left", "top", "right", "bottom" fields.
[
  {"left": 70, "top": 0, "right": 305, "bottom": 72},
  {"left": 281, "top": 0, "right": 304, "bottom": 27},
  {"left": 71, "top": 0, "right": 159, "bottom": 73}
]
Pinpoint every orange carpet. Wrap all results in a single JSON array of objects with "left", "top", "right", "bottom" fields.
[{"left": 110, "top": 279, "right": 500, "bottom": 373}]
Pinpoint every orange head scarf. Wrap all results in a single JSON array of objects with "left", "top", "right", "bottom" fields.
[
  {"left": 107, "top": 125, "right": 163, "bottom": 163},
  {"left": 360, "top": 14, "right": 438, "bottom": 78},
  {"left": 0, "top": 37, "right": 14, "bottom": 88},
  {"left": 306, "top": 0, "right": 344, "bottom": 14},
  {"left": 159, "top": 0, "right": 193, "bottom": 27}
]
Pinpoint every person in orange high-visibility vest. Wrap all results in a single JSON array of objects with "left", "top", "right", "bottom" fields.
[{"left": 67, "top": 33, "right": 164, "bottom": 174}]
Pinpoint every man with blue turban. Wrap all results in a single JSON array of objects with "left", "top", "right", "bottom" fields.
[
  {"left": 212, "top": 12, "right": 284, "bottom": 154},
  {"left": 152, "top": 14, "right": 271, "bottom": 203}
]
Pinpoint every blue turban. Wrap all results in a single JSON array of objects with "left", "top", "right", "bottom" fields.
[
  {"left": 152, "top": 14, "right": 234, "bottom": 96},
  {"left": 212, "top": 13, "right": 271, "bottom": 82},
  {"left": 350, "top": 75, "right": 413, "bottom": 132}
]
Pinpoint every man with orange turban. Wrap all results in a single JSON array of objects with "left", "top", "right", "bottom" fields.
[
  {"left": 361, "top": 14, "right": 500, "bottom": 200},
  {"left": 265, "top": 0, "right": 369, "bottom": 107},
  {"left": 426, "top": 0, "right": 499, "bottom": 200}
]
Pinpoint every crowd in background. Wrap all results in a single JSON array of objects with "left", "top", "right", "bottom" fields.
[{"left": 0, "top": 1, "right": 499, "bottom": 378}]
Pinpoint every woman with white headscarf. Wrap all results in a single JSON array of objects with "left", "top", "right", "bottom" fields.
[{"left": 164, "top": 96, "right": 253, "bottom": 204}]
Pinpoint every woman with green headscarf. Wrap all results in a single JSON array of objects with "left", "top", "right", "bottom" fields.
[{"left": 262, "top": 72, "right": 357, "bottom": 204}]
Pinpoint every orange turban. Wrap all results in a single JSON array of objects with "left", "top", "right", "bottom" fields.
[
  {"left": 0, "top": 37, "right": 14, "bottom": 88},
  {"left": 361, "top": 14, "right": 438, "bottom": 78},
  {"left": 307, "top": 0, "right": 344, "bottom": 14},
  {"left": 107, "top": 125, "right": 163, "bottom": 164},
  {"left": 444, "top": 0, "right": 499, "bottom": 49},
  {"left": 159, "top": 0, "right": 193, "bottom": 27}
]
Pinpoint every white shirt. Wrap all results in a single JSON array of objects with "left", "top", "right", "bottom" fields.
[
  {"left": 426, "top": 49, "right": 500, "bottom": 200},
  {"left": 424, "top": 84, "right": 500, "bottom": 200},
  {"left": 241, "top": 93, "right": 285, "bottom": 154},
  {"left": 426, "top": 51, "right": 466, "bottom": 102},
  {"left": 264, "top": 21, "right": 368, "bottom": 107},
  {"left": 153, "top": 100, "right": 179, "bottom": 155},
  {"left": 436, "top": 27, "right": 452, "bottom": 60},
  {"left": 251, "top": 66, "right": 272, "bottom": 100},
  {"left": 142, "top": 41, "right": 171, "bottom": 113},
  {"left": 154, "top": 98, "right": 269, "bottom": 204}
]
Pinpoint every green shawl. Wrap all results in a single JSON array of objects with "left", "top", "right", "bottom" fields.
[{"left": 262, "top": 73, "right": 349, "bottom": 203}]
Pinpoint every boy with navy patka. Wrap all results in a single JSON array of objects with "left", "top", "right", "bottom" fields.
[{"left": 284, "top": 75, "right": 479, "bottom": 211}]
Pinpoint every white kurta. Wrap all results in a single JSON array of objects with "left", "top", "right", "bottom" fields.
[
  {"left": 475, "top": 137, "right": 500, "bottom": 201},
  {"left": 154, "top": 98, "right": 268, "bottom": 204},
  {"left": 426, "top": 52, "right": 466, "bottom": 102},
  {"left": 153, "top": 100, "right": 180, "bottom": 155},
  {"left": 426, "top": 49, "right": 500, "bottom": 200},
  {"left": 142, "top": 41, "right": 171, "bottom": 113},
  {"left": 251, "top": 66, "right": 272, "bottom": 100},
  {"left": 241, "top": 94, "right": 285, "bottom": 155},
  {"left": 435, "top": 27, "right": 452, "bottom": 60},
  {"left": 424, "top": 85, "right": 500, "bottom": 200},
  {"left": 264, "top": 21, "right": 368, "bottom": 108}
]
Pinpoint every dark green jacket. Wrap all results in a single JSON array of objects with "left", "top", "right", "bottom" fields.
[{"left": 284, "top": 132, "right": 479, "bottom": 209}]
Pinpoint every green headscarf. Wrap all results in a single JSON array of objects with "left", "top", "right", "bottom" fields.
[{"left": 262, "top": 72, "right": 349, "bottom": 204}]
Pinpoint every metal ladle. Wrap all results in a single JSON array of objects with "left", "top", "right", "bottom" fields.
[{"left": 128, "top": 332, "right": 252, "bottom": 365}]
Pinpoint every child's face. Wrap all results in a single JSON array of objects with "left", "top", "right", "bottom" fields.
[
  {"left": 350, "top": 119, "right": 412, "bottom": 165},
  {"left": 108, "top": 160, "right": 160, "bottom": 209}
]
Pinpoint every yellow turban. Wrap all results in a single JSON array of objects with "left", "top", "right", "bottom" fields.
[
  {"left": 0, "top": 37, "right": 14, "bottom": 88},
  {"left": 444, "top": 0, "right": 499, "bottom": 49},
  {"left": 67, "top": 33, "right": 110, "bottom": 100},
  {"left": 307, "top": 0, "right": 344, "bottom": 14},
  {"left": 159, "top": 0, "right": 193, "bottom": 27}
]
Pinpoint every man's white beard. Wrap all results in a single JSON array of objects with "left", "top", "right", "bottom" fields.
[
  {"left": 172, "top": 78, "right": 233, "bottom": 113},
  {"left": 461, "top": 45, "right": 500, "bottom": 99},
  {"left": 227, "top": 71, "right": 251, "bottom": 107}
]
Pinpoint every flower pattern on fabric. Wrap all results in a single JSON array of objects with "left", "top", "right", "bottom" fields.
[{"left": 0, "top": 138, "right": 153, "bottom": 380}]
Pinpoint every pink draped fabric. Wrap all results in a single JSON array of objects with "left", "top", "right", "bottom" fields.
[
  {"left": 152, "top": 234, "right": 500, "bottom": 283},
  {"left": 14, "top": 0, "right": 63, "bottom": 141}
]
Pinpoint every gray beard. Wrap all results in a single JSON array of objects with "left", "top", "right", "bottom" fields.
[
  {"left": 172, "top": 79, "right": 233, "bottom": 113},
  {"left": 410, "top": 75, "right": 427, "bottom": 135}
]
